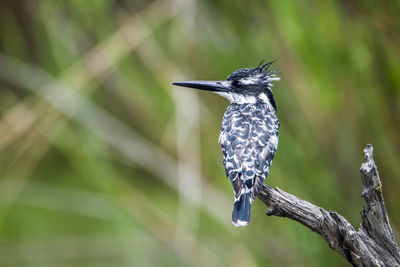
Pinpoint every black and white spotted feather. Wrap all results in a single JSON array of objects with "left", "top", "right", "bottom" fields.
[
  {"left": 173, "top": 61, "right": 280, "bottom": 227},
  {"left": 219, "top": 100, "right": 279, "bottom": 226},
  {"left": 217, "top": 62, "right": 280, "bottom": 226}
]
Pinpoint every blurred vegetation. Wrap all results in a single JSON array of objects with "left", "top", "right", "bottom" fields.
[{"left": 0, "top": 0, "right": 399, "bottom": 266}]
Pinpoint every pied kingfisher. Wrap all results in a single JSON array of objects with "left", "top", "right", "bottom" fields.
[{"left": 173, "top": 61, "right": 280, "bottom": 227}]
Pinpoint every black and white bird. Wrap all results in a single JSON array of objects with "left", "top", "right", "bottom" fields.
[{"left": 173, "top": 61, "right": 280, "bottom": 227}]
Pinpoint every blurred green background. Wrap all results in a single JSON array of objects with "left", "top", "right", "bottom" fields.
[{"left": 0, "top": 0, "right": 399, "bottom": 266}]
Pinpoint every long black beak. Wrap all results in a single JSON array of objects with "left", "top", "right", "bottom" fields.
[{"left": 172, "top": 80, "right": 229, "bottom": 92}]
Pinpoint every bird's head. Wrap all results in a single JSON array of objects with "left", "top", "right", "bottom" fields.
[{"left": 173, "top": 61, "right": 280, "bottom": 109}]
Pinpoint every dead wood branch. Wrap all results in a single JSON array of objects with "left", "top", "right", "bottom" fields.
[{"left": 258, "top": 144, "right": 400, "bottom": 266}]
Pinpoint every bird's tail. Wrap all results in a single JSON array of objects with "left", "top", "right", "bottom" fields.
[{"left": 232, "top": 192, "right": 251, "bottom": 227}]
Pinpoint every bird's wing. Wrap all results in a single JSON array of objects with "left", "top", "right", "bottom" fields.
[
  {"left": 250, "top": 133, "right": 278, "bottom": 201},
  {"left": 221, "top": 130, "right": 246, "bottom": 201},
  {"left": 220, "top": 106, "right": 250, "bottom": 200},
  {"left": 249, "top": 111, "right": 279, "bottom": 200}
]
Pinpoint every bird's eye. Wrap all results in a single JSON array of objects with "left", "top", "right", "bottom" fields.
[{"left": 232, "top": 80, "right": 241, "bottom": 87}]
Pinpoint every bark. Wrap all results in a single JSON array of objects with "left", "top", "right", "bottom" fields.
[{"left": 258, "top": 144, "right": 400, "bottom": 266}]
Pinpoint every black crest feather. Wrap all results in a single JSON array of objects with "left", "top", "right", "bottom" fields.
[{"left": 257, "top": 60, "right": 276, "bottom": 73}]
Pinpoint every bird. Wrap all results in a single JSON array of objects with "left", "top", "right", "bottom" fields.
[{"left": 172, "top": 61, "right": 280, "bottom": 227}]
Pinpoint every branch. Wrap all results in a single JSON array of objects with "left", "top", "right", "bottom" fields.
[{"left": 258, "top": 144, "right": 400, "bottom": 266}]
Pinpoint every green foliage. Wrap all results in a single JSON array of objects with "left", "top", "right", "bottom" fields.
[{"left": 0, "top": 0, "right": 399, "bottom": 266}]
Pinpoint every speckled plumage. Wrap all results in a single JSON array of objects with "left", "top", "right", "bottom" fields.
[
  {"left": 173, "top": 61, "right": 280, "bottom": 227},
  {"left": 219, "top": 98, "right": 279, "bottom": 225}
]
